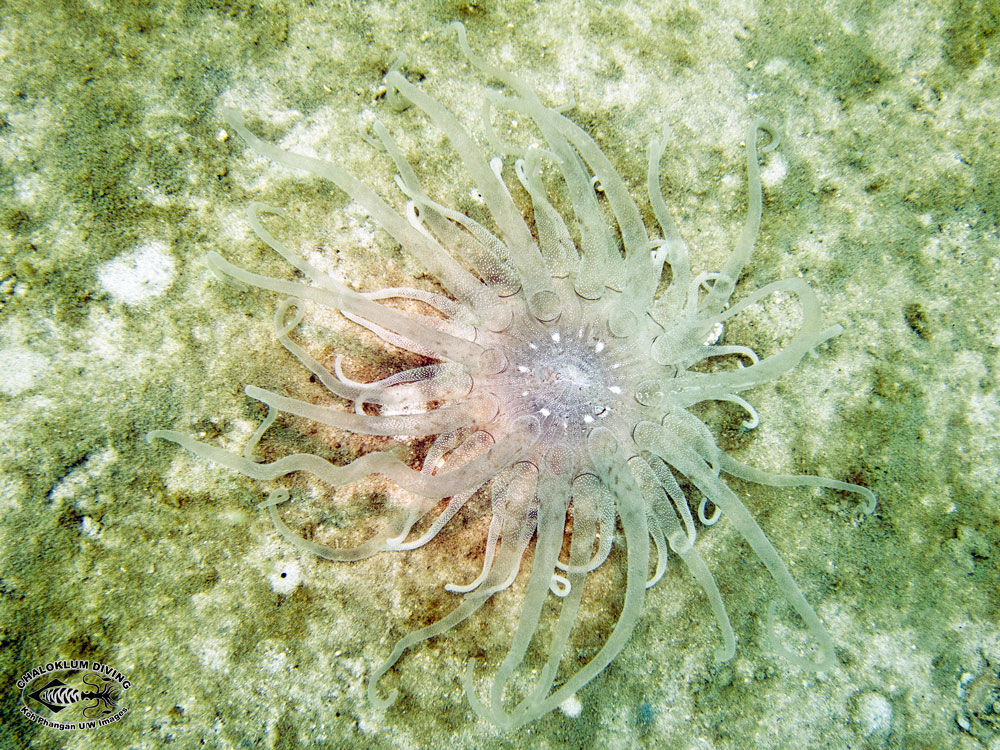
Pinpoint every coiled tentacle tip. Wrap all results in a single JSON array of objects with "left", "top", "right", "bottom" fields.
[{"left": 367, "top": 681, "right": 399, "bottom": 711}]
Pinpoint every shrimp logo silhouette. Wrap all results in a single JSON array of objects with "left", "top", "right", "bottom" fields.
[{"left": 17, "top": 659, "right": 130, "bottom": 730}]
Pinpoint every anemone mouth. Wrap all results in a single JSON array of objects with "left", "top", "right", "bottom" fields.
[
  {"left": 149, "top": 23, "right": 876, "bottom": 730},
  {"left": 484, "top": 321, "right": 621, "bottom": 435}
]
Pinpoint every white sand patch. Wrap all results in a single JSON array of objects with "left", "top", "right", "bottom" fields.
[
  {"left": 0, "top": 346, "right": 49, "bottom": 396},
  {"left": 98, "top": 240, "right": 175, "bottom": 304},
  {"left": 268, "top": 560, "right": 302, "bottom": 595}
]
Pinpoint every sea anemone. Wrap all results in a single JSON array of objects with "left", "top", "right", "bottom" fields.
[{"left": 149, "top": 24, "right": 876, "bottom": 729}]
